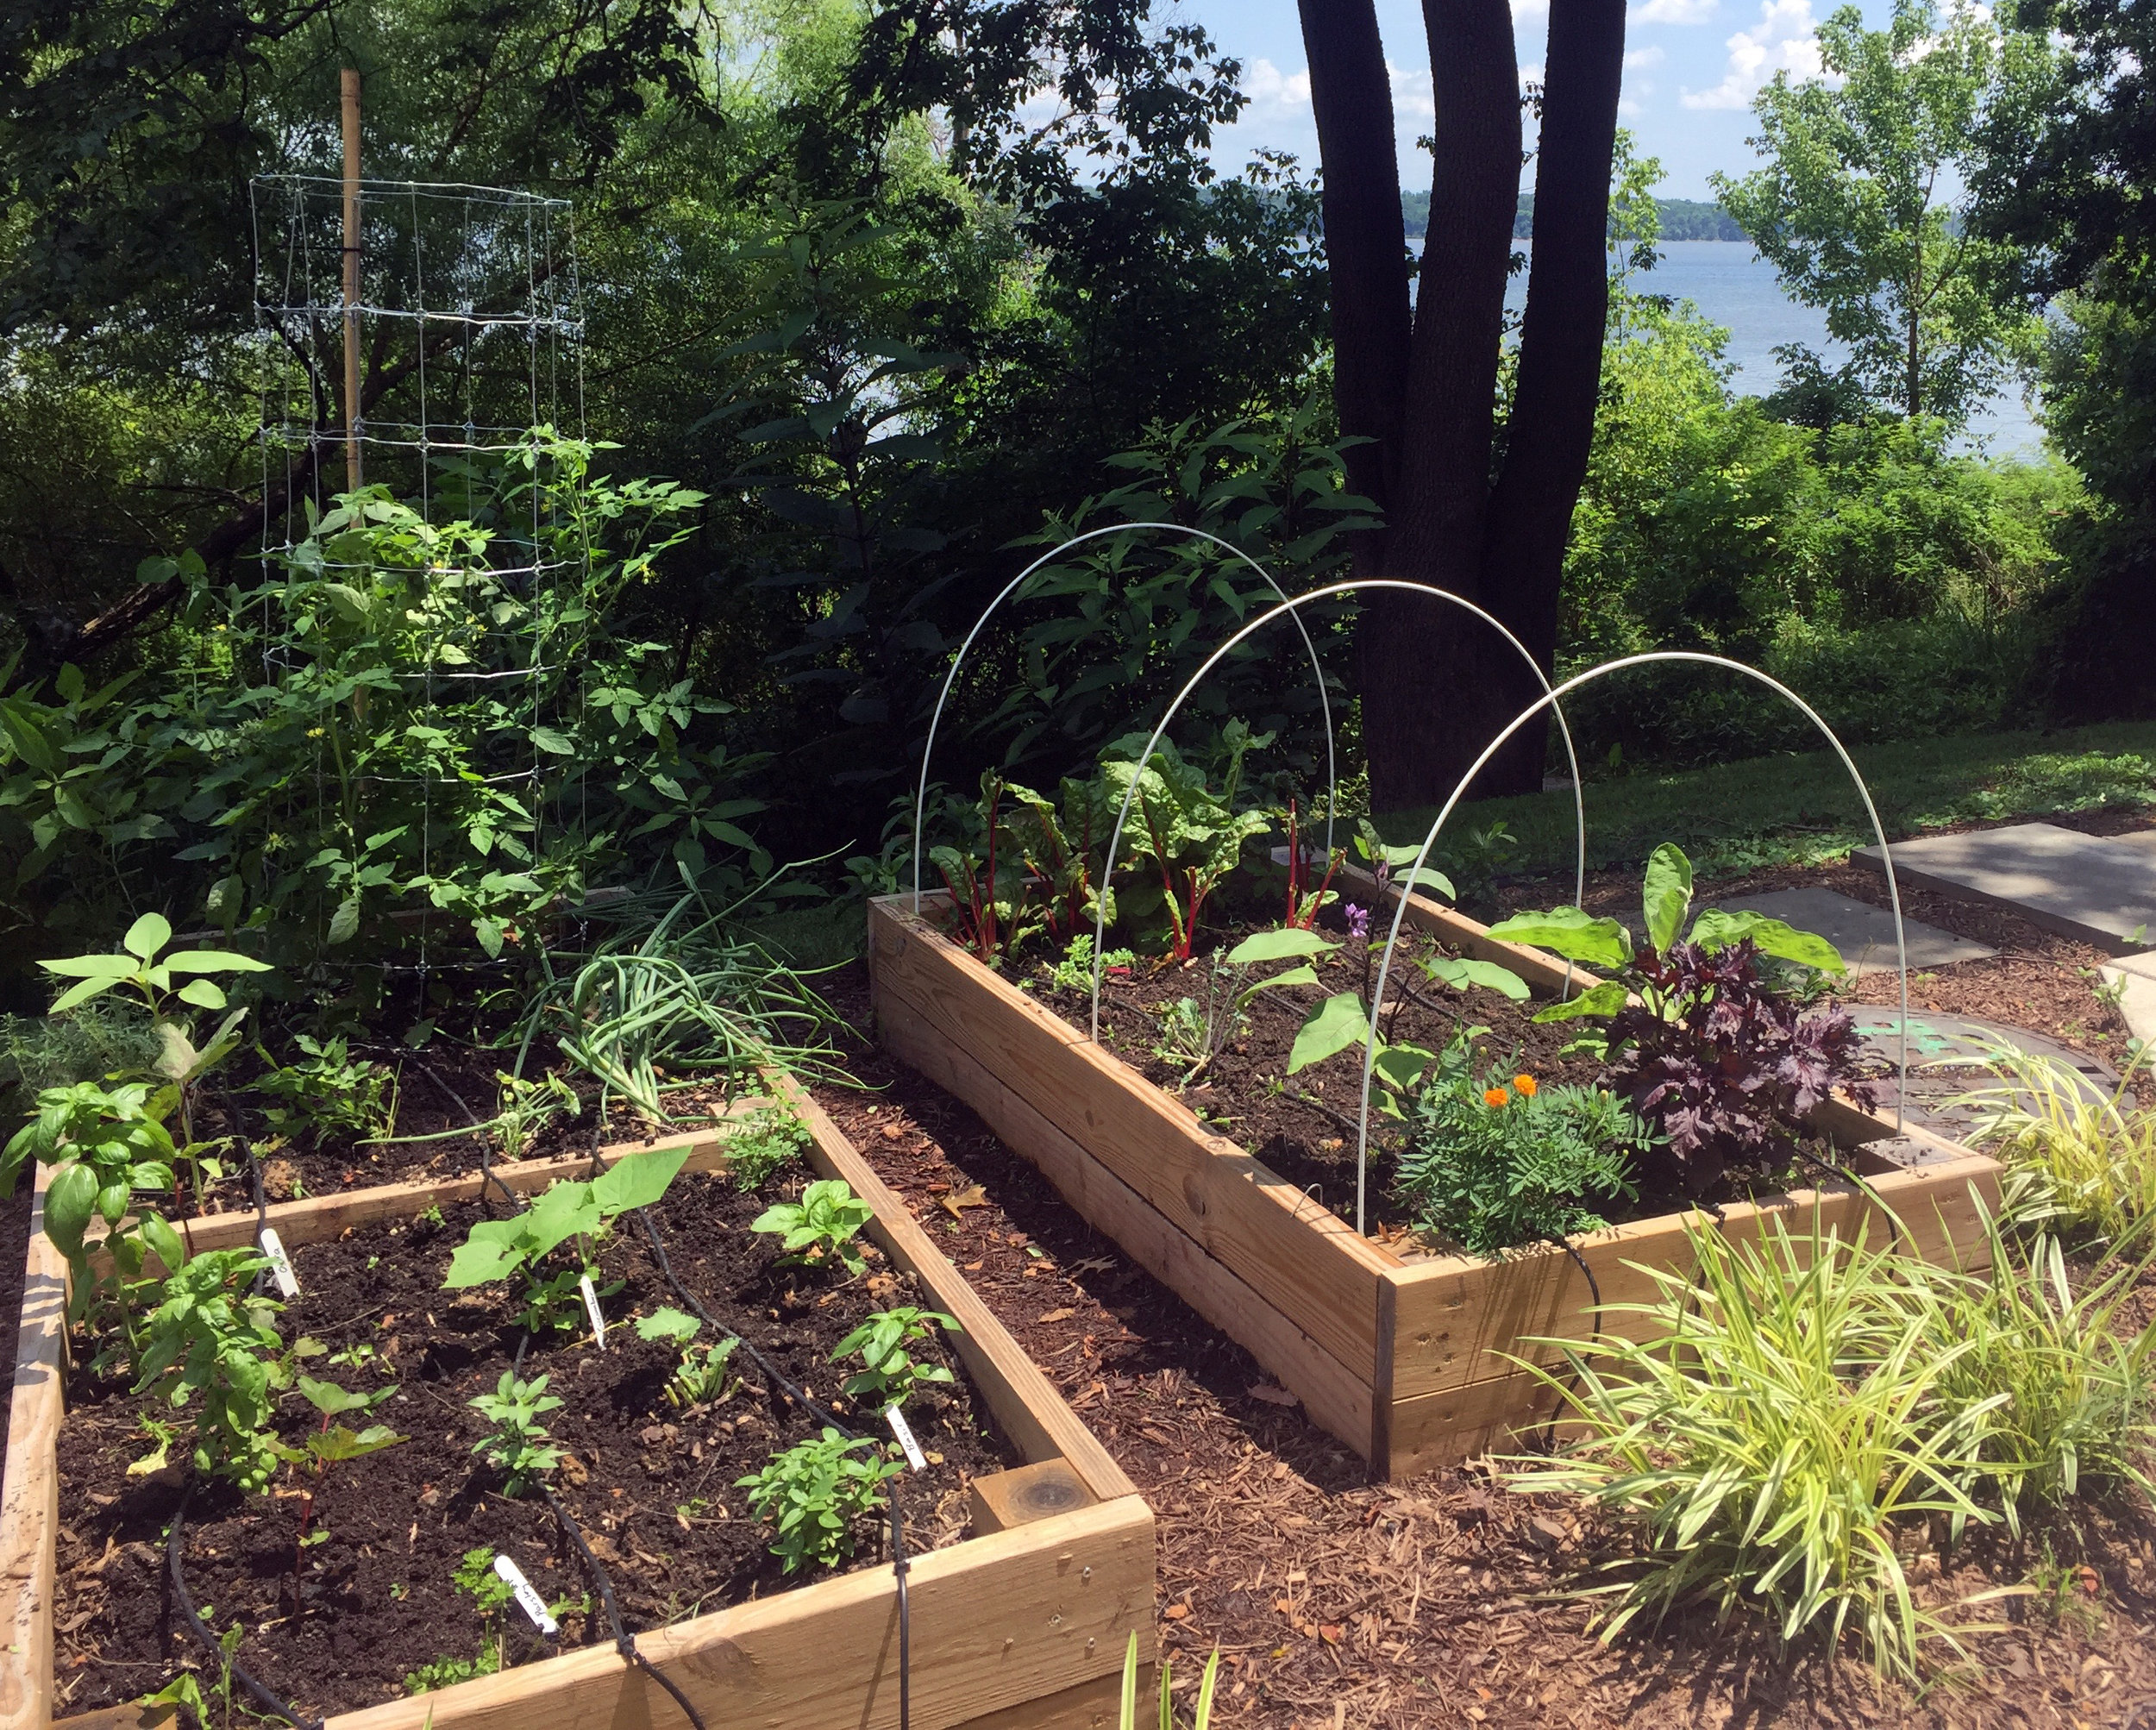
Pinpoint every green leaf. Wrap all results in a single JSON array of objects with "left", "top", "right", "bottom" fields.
[
  {"left": 1687, "top": 909, "right": 1846, "bottom": 975},
  {"left": 1421, "top": 956, "right": 1531, "bottom": 1000},
  {"left": 531, "top": 726, "right": 575, "bottom": 755},
  {"left": 1244, "top": 962, "right": 1320, "bottom": 993},
  {"left": 1531, "top": 981, "right": 1629, "bottom": 1023},
  {"left": 1225, "top": 927, "right": 1338, "bottom": 965},
  {"left": 443, "top": 1221, "right": 525, "bottom": 1288},
  {"left": 522, "top": 1180, "right": 600, "bottom": 1259},
  {"left": 1372, "top": 1042, "right": 1438, "bottom": 1094},
  {"left": 37, "top": 955, "right": 138, "bottom": 980},
  {"left": 1641, "top": 843, "right": 1695, "bottom": 953},
  {"left": 1483, "top": 907, "right": 1632, "bottom": 970},
  {"left": 592, "top": 1145, "right": 691, "bottom": 1215},
  {"left": 327, "top": 897, "right": 360, "bottom": 945},
  {"left": 1288, "top": 992, "right": 1371, "bottom": 1075},
  {"left": 1397, "top": 866, "right": 1455, "bottom": 900},
  {"left": 46, "top": 976, "right": 119, "bottom": 1014},
  {"left": 162, "top": 950, "right": 273, "bottom": 975},
  {"left": 43, "top": 1163, "right": 97, "bottom": 1258},
  {"left": 123, "top": 913, "right": 171, "bottom": 961},
  {"left": 298, "top": 1375, "right": 375, "bottom": 1416},
  {"left": 176, "top": 978, "right": 227, "bottom": 1011},
  {"left": 310, "top": 1423, "right": 409, "bottom": 1463},
  {"left": 319, "top": 583, "right": 372, "bottom": 626},
  {"left": 139, "top": 1212, "right": 187, "bottom": 1274},
  {"left": 636, "top": 1307, "right": 703, "bottom": 1344}
]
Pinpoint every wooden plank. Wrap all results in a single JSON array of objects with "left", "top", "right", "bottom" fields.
[
  {"left": 763, "top": 1068, "right": 1139, "bottom": 1504},
  {"left": 878, "top": 1002, "right": 1377, "bottom": 1464},
  {"left": 53, "top": 1708, "right": 176, "bottom": 1730},
  {"left": 949, "top": 1669, "right": 1132, "bottom": 1730},
  {"left": 325, "top": 1495, "right": 1155, "bottom": 1730},
  {"left": 1386, "top": 1157, "right": 2002, "bottom": 1404},
  {"left": 868, "top": 898, "right": 1391, "bottom": 1371},
  {"left": 1383, "top": 1364, "right": 1566, "bottom": 1478},
  {"left": 1, "top": 1164, "right": 63, "bottom": 1730}
]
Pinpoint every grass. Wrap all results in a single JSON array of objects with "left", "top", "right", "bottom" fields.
[
  {"left": 1377, "top": 720, "right": 2156, "bottom": 880},
  {"left": 1949, "top": 1040, "right": 2156, "bottom": 1245}
]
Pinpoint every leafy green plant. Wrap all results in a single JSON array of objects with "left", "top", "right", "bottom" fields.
[
  {"left": 1505, "top": 1215, "right": 2006, "bottom": 1678},
  {"left": 830, "top": 1307, "right": 960, "bottom": 1407},
  {"left": 39, "top": 912, "right": 270, "bottom": 1022},
  {"left": 736, "top": 1427, "right": 904, "bottom": 1574},
  {"left": 724, "top": 1104, "right": 812, "bottom": 1192},
  {"left": 635, "top": 1307, "right": 742, "bottom": 1407},
  {"left": 143, "top": 1615, "right": 245, "bottom": 1730},
  {"left": 1, "top": 1080, "right": 179, "bottom": 1329},
  {"left": 1150, "top": 926, "right": 1332, "bottom": 1087},
  {"left": 443, "top": 1145, "right": 688, "bottom": 1330},
  {"left": 752, "top": 1178, "right": 874, "bottom": 1276},
  {"left": 251, "top": 1034, "right": 395, "bottom": 1146},
  {"left": 1393, "top": 1043, "right": 1649, "bottom": 1256},
  {"left": 132, "top": 1243, "right": 286, "bottom": 1490},
  {"left": 404, "top": 1548, "right": 517, "bottom": 1693},
  {"left": 1099, "top": 731, "right": 1272, "bottom": 962},
  {"left": 1489, "top": 843, "right": 1870, "bottom": 1187},
  {"left": 1119, "top": 1630, "right": 1220, "bottom": 1730},
  {"left": 468, "top": 1371, "right": 565, "bottom": 1495}
]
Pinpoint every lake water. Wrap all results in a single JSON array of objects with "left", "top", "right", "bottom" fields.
[{"left": 1502, "top": 240, "right": 2044, "bottom": 457}]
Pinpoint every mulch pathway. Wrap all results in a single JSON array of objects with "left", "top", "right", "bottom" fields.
[{"left": 809, "top": 814, "right": 2156, "bottom": 1727}]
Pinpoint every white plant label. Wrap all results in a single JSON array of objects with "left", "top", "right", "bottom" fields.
[
  {"left": 579, "top": 1273, "right": 607, "bottom": 1349},
  {"left": 257, "top": 1227, "right": 299, "bottom": 1298},
  {"left": 492, "top": 1553, "right": 559, "bottom": 1635},
  {"left": 885, "top": 1403, "right": 926, "bottom": 1471}
]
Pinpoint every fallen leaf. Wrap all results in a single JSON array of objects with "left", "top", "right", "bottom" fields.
[
  {"left": 1038, "top": 1307, "right": 1077, "bottom": 1324},
  {"left": 939, "top": 1184, "right": 988, "bottom": 1219},
  {"left": 1317, "top": 1624, "right": 1343, "bottom": 1645},
  {"left": 1248, "top": 1382, "right": 1299, "bottom": 1407},
  {"left": 1164, "top": 1603, "right": 1190, "bottom": 1621},
  {"left": 881, "top": 1124, "right": 905, "bottom": 1141},
  {"left": 561, "top": 1455, "right": 590, "bottom": 1487}
]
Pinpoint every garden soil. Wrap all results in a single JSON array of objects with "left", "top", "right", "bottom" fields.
[
  {"left": 824, "top": 825, "right": 2156, "bottom": 1727},
  {"left": 48, "top": 1171, "right": 1007, "bottom": 1719},
  {"left": 0, "top": 1184, "right": 29, "bottom": 1496}
]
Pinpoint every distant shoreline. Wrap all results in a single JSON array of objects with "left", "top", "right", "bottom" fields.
[{"left": 1401, "top": 192, "right": 1747, "bottom": 245}]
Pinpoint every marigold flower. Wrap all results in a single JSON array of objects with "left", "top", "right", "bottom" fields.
[
  {"left": 1482, "top": 1087, "right": 1509, "bottom": 1108},
  {"left": 1513, "top": 1074, "right": 1539, "bottom": 1097}
]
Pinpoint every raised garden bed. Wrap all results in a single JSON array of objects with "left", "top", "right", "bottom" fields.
[
  {"left": 867, "top": 869, "right": 2005, "bottom": 1481},
  {"left": 0, "top": 1077, "right": 1152, "bottom": 1730}
]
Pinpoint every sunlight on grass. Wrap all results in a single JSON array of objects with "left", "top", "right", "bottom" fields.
[{"left": 1380, "top": 721, "right": 2156, "bottom": 877}]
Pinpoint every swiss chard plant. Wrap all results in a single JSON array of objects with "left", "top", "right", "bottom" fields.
[
  {"left": 1488, "top": 843, "right": 1875, "bottom": 1187},
  {"left": 442, "top": 1145, "right": 689, "bottom": 1331},
  {"left": 1097, "top": 730, "right": 1270, "bottom": 962}
]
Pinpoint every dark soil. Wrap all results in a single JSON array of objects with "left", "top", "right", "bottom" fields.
[
  {"left": 49, "top": 1169, "right": 1008, "bottom": 1720},
  {"left": 182, "top": 1040, "right": 766, "bottom": 1219},
  {"left": 1018, "top": 913, "right": 1849, "bottom": 1247},
  {"left": 817, "top": 962, "right": 2156, "bottom": 1728}
]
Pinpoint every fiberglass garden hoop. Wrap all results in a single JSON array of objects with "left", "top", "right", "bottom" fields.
[
  {"left": 1088, "top": 579, "right": 1590, "bottom": 1039},
  {"left": 911, "top": 523, "right": 1338, "bottom": 912},
  {"left": 1354, "top": 649, "right": 1915, "bottom": 1237}
]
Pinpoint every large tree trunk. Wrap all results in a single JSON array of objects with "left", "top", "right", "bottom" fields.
[
  {"left": 1476, "top": 0, "right": 1627, "bottom": 796},
  {"left": 1357, "top": 0, "right": 1520, "bottom": 814},
  {"left": 1298, "top": 0, "right": 1412, "bottom": 536}
]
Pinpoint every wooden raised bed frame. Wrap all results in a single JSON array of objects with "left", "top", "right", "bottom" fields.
[
  {"left": 1, "top": 1076, "right": 1153, "bottom": 1730},
  {"left": 868, "top": 871, "right": 2005, "bottom": 1482}
]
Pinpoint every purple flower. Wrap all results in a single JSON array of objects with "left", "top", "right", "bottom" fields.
[{"left": 1344, "top": 904, "right": 1370, "bottom": 943}]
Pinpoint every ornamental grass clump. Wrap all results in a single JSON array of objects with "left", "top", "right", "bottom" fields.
[
  {"left": 1506, "top": 1216, "right": 2002, "bottom": 1679},
  {"left": 1507, "top": 1209, "right": 2156, "bottom": 1677},
  {"left": 1948, "top": 1038, "right": 2156, "bottom": 1244}
]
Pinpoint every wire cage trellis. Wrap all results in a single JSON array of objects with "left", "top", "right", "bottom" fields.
[{"left": 222, "top": 173, "right": 593, "bottom": 985}]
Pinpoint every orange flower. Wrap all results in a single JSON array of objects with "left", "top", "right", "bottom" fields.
[
  {"left": 1513, "top": 1074, "right": 1539, "bottom": 1097},
  {"left": 1483, "top": 1087, "right": 1510, "bottom": 1108}
]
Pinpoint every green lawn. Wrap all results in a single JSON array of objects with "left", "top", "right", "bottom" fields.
[{"left": 1376, "top": 720, "right": 2156, "bottom": 880}]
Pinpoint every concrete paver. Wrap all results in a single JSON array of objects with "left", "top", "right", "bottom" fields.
[
  {"left": 1704, "top": 886, "right": 1995, "bottom": 975},
  {"left": 1852, "top": 823, "right": 2156, "bottom": 954}
]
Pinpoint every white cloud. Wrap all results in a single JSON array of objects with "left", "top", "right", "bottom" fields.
[
  {"left": 1388, "top": 60, "right": 1437, "bottom": 127},
  {"left": 1513, "top": 0, "right": 1551, "bottom": 18},
  {"left": 1519, "top": 60, "right": 1545, "bottom": 90},
  {"left": 1636, "top": 0, "right": 1719, "bottom": 24},
  {"left": 1240, "top": 57, "right": 1312, "bottom": 119},
  {"left": 1683, "top": 0, "right": 1823, "bottom": 109},
  {"left": 1625, "top": 45, "right": 1667, "bottom": 68}
]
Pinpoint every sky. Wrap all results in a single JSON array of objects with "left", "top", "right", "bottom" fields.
[{"left": 1170, "top": 0, "right": 1876, "bottom": 201}]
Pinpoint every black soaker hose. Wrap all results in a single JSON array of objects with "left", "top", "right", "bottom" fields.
[{"left": 167, "top": 1483, "right": 324, "bottom": 1730}]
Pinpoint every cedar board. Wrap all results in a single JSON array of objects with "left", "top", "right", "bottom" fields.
[
  {"left": 868, "top": 884, "right": 2004, "bottom": 1480},
  {"left": 3, "top": 1077, "right": 1151, "bottom": 1730}
]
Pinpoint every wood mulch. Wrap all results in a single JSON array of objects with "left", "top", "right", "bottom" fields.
[{"left": 811, "top": 812, "right": 2156, "bottom": 1727}]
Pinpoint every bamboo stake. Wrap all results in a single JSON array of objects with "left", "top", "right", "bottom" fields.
[{"left": 341, "top": 66, "right": 363, "bottom": 494}]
